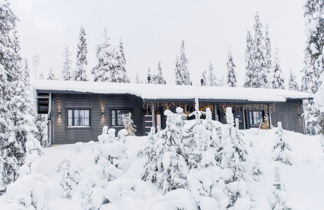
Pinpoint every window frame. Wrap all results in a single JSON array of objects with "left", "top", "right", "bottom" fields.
[
  {"left": 66, "top": 108, "right": 91, "bottom": 128},
  {"left": 248, "top": 110, "right": 264, "bottom": 126},
  {"left": 110, "top": 109, "right": 132, "bottom": 127}
]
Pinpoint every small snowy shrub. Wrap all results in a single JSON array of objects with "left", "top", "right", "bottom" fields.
[
  {"left": 57, "top": 160, "right": 80, "bottom": 199},
  {"left": 271, "top": 167, "right": 291, "bottom": 210},
  {"left": 122, "top": 112, "right": 137, "bottom": 136},
  {"left": 273, "top": 122, "right": 292, "bottom": 165}
]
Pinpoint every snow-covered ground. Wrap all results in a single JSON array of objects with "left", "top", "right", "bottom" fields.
[{"left": 0, "top": 129, "right": 323, "bottom": 210}]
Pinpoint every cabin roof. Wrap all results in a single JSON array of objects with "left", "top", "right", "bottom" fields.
[{"left": 35, "top": 80, "right": 312, "bottom": 104}]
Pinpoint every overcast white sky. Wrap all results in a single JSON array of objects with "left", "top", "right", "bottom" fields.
[{"left": 11, "top": 0, "right": 306, "bottom": 85}]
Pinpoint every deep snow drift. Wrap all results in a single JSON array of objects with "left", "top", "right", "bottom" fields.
[{"left": 0, "top": 129, "right": 323, "bottom": 210}]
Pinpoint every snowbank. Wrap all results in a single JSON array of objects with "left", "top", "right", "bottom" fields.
[{"left": 0, "top": 130, "right": 323, "bottom": 210}]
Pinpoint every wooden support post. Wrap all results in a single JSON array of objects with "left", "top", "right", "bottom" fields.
[
  {"left": 268, "top": 104, "right": 272, "bottom": 129},
  {"left": 242, "top": 105, "right": 246, "bottom": 129},
  {"left": 214, "top": 104, "right": 219, "bottom": 121},
  {"left": 151, "top": 103, "right": 155, "bottom": 128}
]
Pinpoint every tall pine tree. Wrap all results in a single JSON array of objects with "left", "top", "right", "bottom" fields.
[
  {"left": 252, "top": 12, "right": 267, "bottom": 88},
  {"left": 92, "top": 30, "right": 115, "bottom": 82},
  {"left": 226, "top": 50, "right": 237, "bottom": 87},
  {"left": 62, "top": 46, "right": 73, "bottom": 80},
  {"left": 272, "top": 49, "right": 285, "bottom": 89},
  {"left": 244, "top": 31, "right": 254, "bottom": 88},
  {"left": 47, "top": 67, "right": 56, "bottom": 80},
  {"left": 245, "top": 13, "right": 268, "bottom": 88},
  {"left": 0, "top": 0, "right": 37, "bottom": 188},
  {"left": 114, "top": 40, "right": 130, "bottom": 83},
  {"left": 151, "top": 62, "right": 166, "bottom": 84},
  {"left": 303, "top": 0, "right": 324, "bottom": 93},
  {"left": 288, "top": 70, "right": 299, "bottom": 91},
  {"left": 75, "top": 27, "right": 88, "bottom": 81},
  {"left": 301, "top": 0, "right": 323, "bottom": 135},
  {"left": 175, "top": 41, "right": 191, "bottom": 85},
  {"left": 264, "top": 24, "right": 273, "bottom": 88}
]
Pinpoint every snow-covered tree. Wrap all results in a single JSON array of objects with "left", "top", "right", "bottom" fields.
[
  {"left": 47, "top": 67, "right": 56, "bottom": 80},
  {"left": 151, "top": 62, "right": 166, "bottom": 84},
  {"left": 204, "top": 62, "right": 218, "bottom": 87},
  {"left": 288, "top": 70, "right": 299, "bottom": 91},
  {"left": 303, "top": 0, "right": 323, "bottom": 93},
  {"left": 57, "top": 160, "right": 80, "bottom": 199},
  {"left": 272, "top": 49, "right": 285, "bottom": 89},
  {"left": 252, "top": 12, "right": 267, "bottom": 88},
  {"left": 273, "top": 122, "right": 292, "bottom": 165},
  {"left": 92, "top": 30, "right": 116, "bottom": 82},
  {"left": 175, "top": 41, "right": 191, "bottom": 85},
  {"left": 303, "top": 99, "right": 321, "bottom": 135},
  {"left": 221, "top": 108, "right": 251, "bottom": 208},
  {"left": 35, "top": 114, "right": 48, "bottom": 146},
  {"left": 146, "top": 67, "right": 152, "bottom": 83},
  {"left": 264, "top": 24, "right": 273, "bottom": 88},
  {"left": 226, "top": 51, "right": 237, "bottom": 87},
  {"left": 122, "top": 112, "right": 136, "bottom": 136},
  {"left": 244, "top": 31, "right": 254, "bottom": 88},
  {"left": 271, "top": 167, "right": 292, "bottom": 210},
  {"left": 75, "top": 27, "right": 88, "bottom": 81},
  {"left": 114, "top": 40, "right": 130, "bottom": 83},
  {"left": 0, "top": 0, "right": 37, "bottom": 188},
  {"left": 62, "top": 46, "right": 73, "bottom": 80},
  {"left": 245, "top": 13, "right": 268, "bottom": 88}
]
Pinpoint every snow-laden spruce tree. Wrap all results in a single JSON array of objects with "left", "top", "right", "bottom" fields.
[
  {"left": 221, "top": 107, "right": 251, "bottom": 209},
  {"left": 35, "top": 114, "right": 48, "bottom": 146},
  {"left": 271, "top": 167, "right": 292, "bottom": 210},
  {"left": 288, "top": 70, "right": 299, "bottom": 91},
  {"left": 303, "top": 99, "right": 321, "bottom": 135},
  {"left": 202, "top": 62, "right": 217, "bottom": 87},
  {"left": 122, "top": 112, "right": 136, "bottom": 136},
  {"left": 175, "top": 40, "right": 191, "bottom": 85},
  {"left": 245, "top": 12, "right": 268, "bottom": 88},
  {"left": 141, "top": 108, "right": 189, "bottom": 193},
  {"left": 75, "top": 27, "right": 88, "bottom": 81},
  {"left": 226, "top": 50, "right": 237, "bottom": 87},
  {"left": 62, "top": 46, "right": 73, "bottom": 80},
  {"left": 264, "top": 24, "right": 273, "bottom": 88},
  {"left": 57, "top": 160, "right": 81, "bottom": 199},
  {"left": 301, "top": 0, "right": 323, "bottom": 135},
  {"left": 273, "top": 122, "right": 292, "bottom": 165},
  {"left": 0, "top": 1, "right": 38, "bottom": 188},
  {"left": 151, "top": 62, "right": 166, "bottom": 84},
  {"left": 244, "top": 31, "right": 254, "bottom": 88},
  {"left": 303, "top": 0, "right": 323, "bottom": 93},
  {"left": 272, "top": 49, "right": 285, "bottom": 89},
  {"left": 114, "top": 40, "right": 130, "bottom": 83},
  {"left": 92, "top": 30, "right": 116, "bottom": 82},
  {"left": 251, "top": 12, "right": 268, "bottom": 88},
  {"left": 47, "top": 67, "right": 56, "bottom": 80}
]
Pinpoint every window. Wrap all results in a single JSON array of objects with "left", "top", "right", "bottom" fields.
[
  {"left": 248, "top": 111, "right": 263, "bottom": 126},
  {"left": 67, "top": 109, "right": 90, "bottom": 127},
  {"left": 111, "top": 110, "right": 131, "bottom": 126}
]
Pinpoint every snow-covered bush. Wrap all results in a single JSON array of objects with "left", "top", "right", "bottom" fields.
[
  {"left": 270, "top": 167, "right": 291, "bottom": 210},
  {"left": 140, "top": 102, "right": 254, "bottom": 209},
  {"left": 57, "top": 160, "right": 81, "bottom": 199},
  {"left": 122, "top": 112, "right": 137, "bottom": 136},
  {"left": 273, "top": 122, "right": 292, "bottom": 165}
]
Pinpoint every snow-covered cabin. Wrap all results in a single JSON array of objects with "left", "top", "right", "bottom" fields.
[{"left": 35, "top": 80, "right": 312, "bottom": 145}]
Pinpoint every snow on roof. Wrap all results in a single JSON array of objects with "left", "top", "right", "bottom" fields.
[{"left": 34, "top": 80, "right": 312, "bottom": 103}]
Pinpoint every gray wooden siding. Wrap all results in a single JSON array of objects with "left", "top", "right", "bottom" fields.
[
  {"left": 271, "top": 100, "right": 304, "bottom": 133},
  {"left": 52, "top": 93, "right": 144, "bottom": 144}
]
